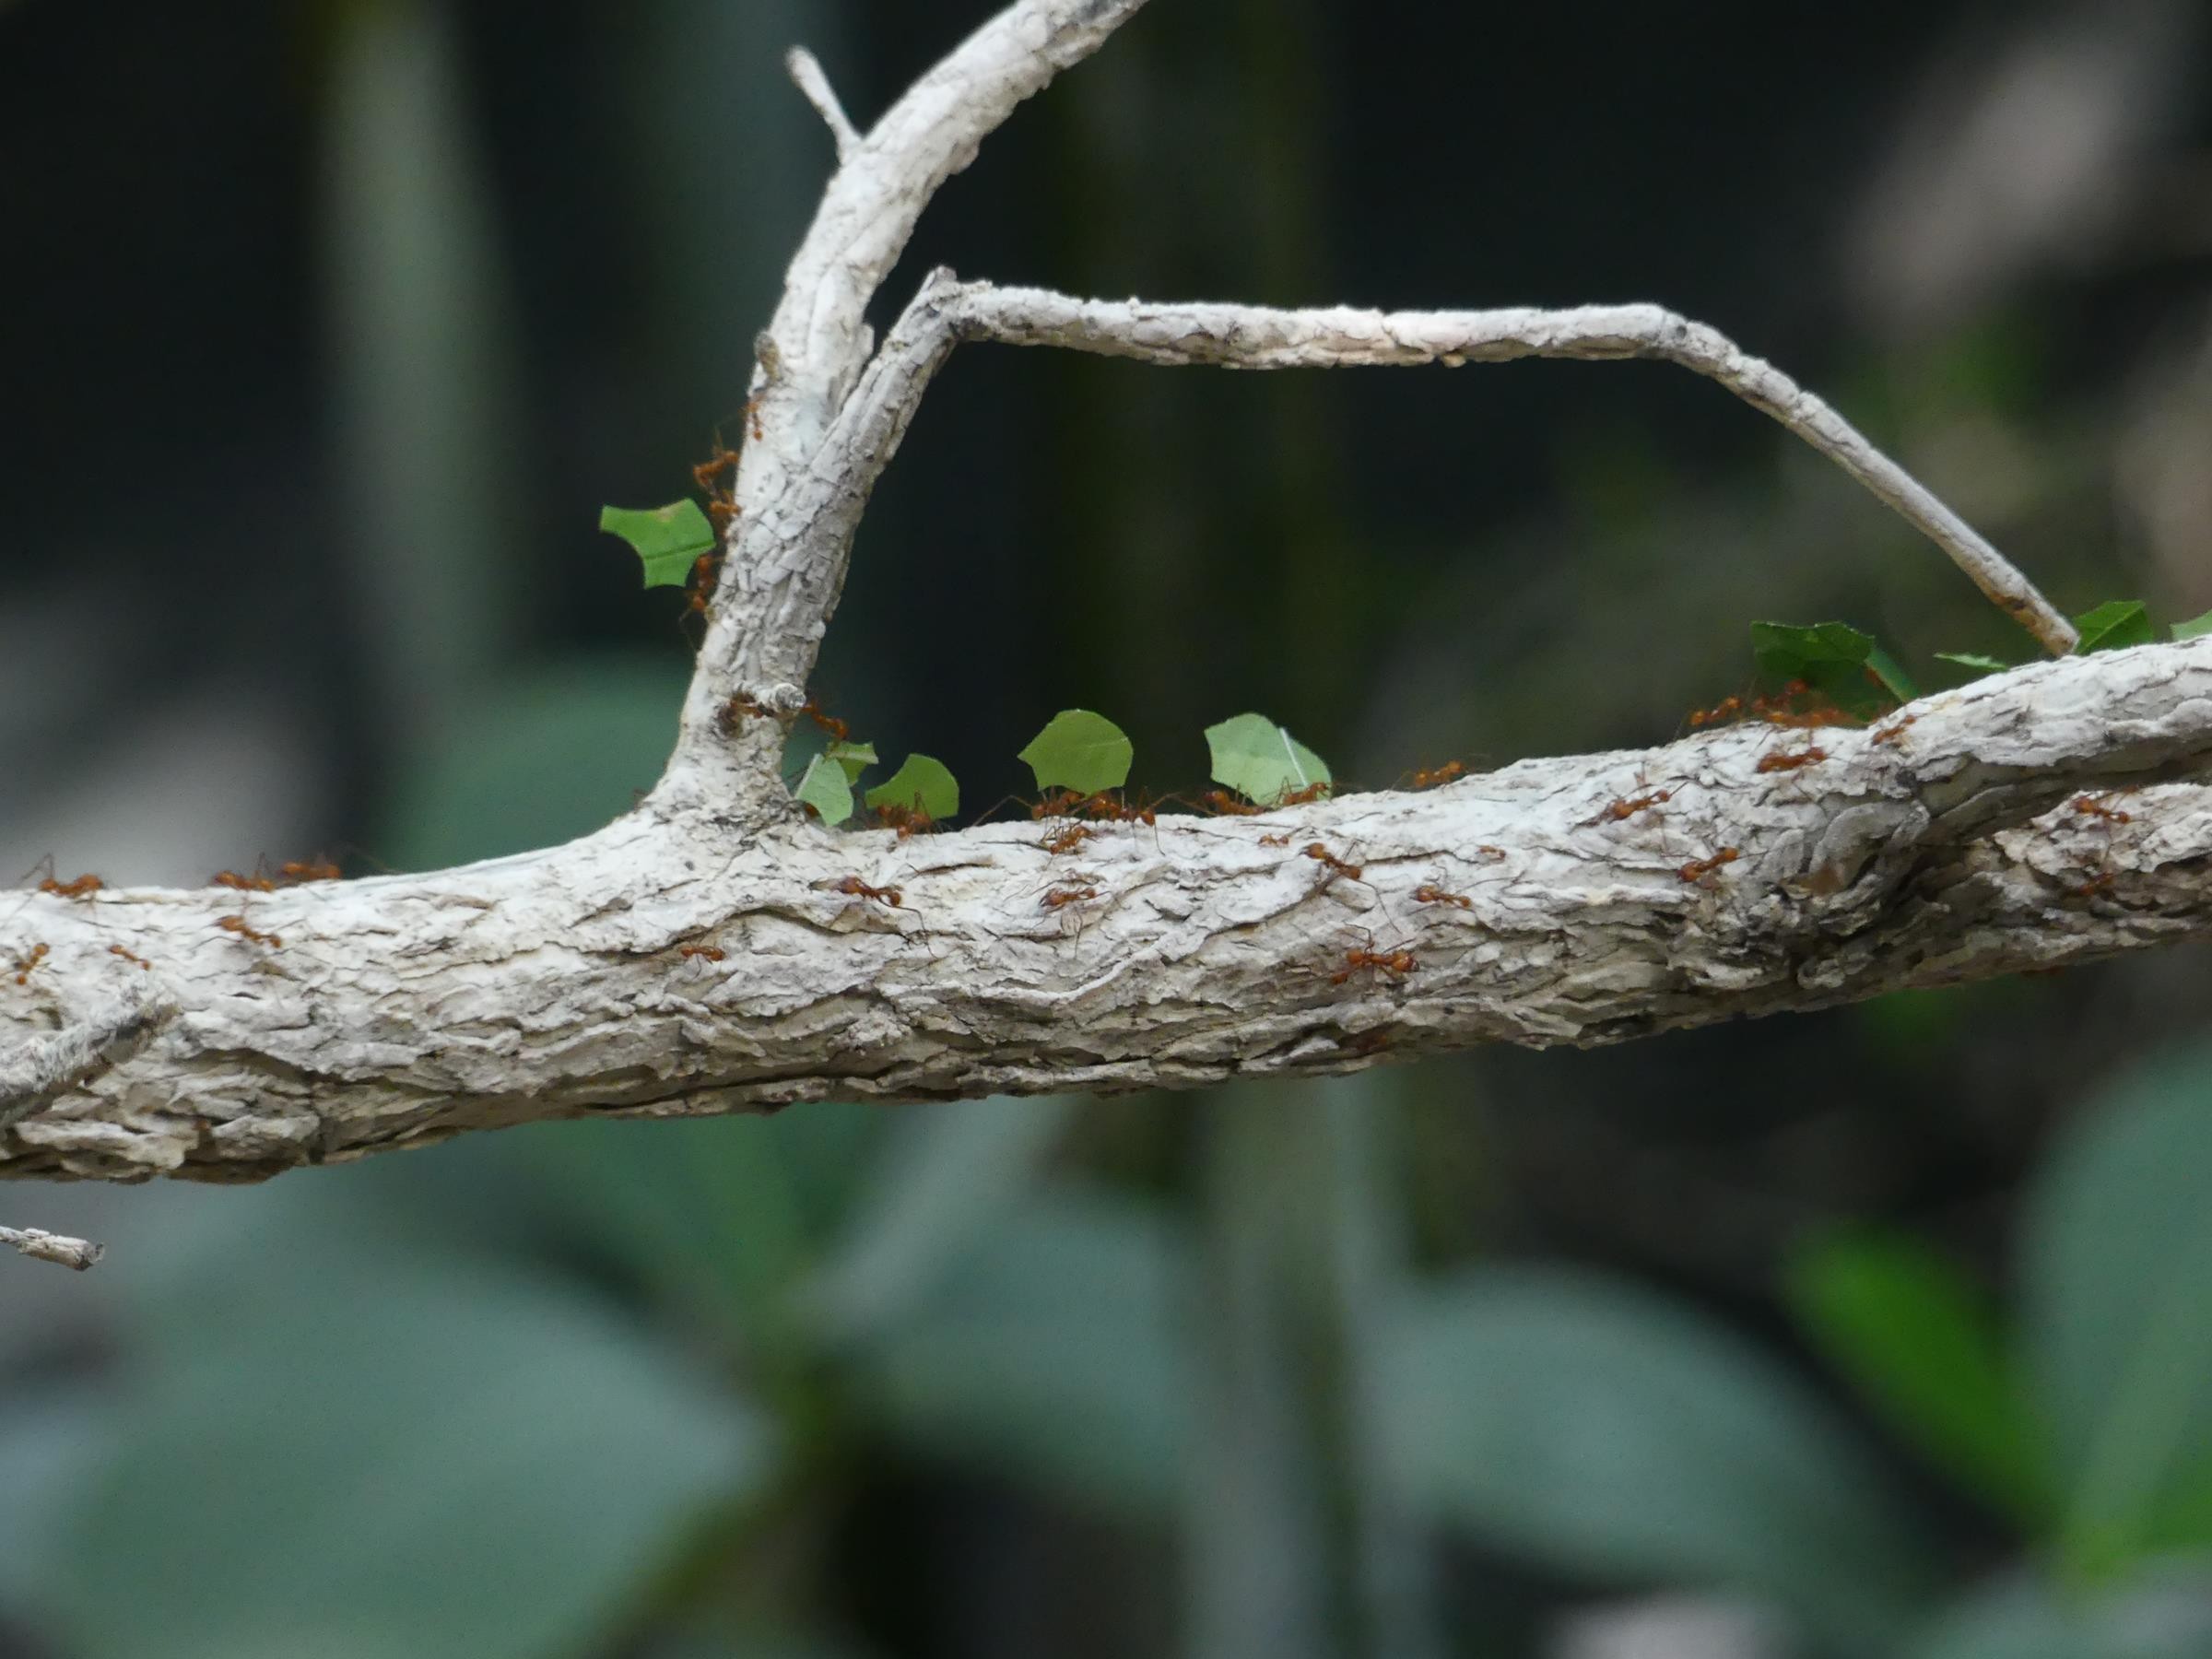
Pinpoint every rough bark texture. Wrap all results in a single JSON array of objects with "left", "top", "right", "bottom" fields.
[{"left": 6, "top": 0, "right": 2197, "bottom": 1198}]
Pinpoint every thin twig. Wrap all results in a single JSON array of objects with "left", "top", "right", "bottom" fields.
[
  {"left": 1, "top": 1225, "right": 104, "bottom": 1271},
  {"left": 785, "top": 47, "right": 860, "bottom": 161},
  {"left": 943, "top": 284, "right": 2079, "bottom": 656}
]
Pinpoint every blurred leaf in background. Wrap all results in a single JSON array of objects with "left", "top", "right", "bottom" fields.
[{"left": 1383, "top": 1265, "right": 1938, "bottom": 1655}]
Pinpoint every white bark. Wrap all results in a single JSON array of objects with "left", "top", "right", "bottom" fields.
[{"left": 6, "top": 0, "right": 2194, "bottom": 1218}]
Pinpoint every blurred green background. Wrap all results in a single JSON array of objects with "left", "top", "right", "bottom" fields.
[{"left": 6, "top": 1, "right": 2212, "bottom": 1655}]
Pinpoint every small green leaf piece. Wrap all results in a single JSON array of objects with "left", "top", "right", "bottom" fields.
[
  {"left": 1865, "top": 642, "right": 1920, "bottom": 705},
  {"left": 865, "top": 755, "right": 959, "bottom": 821},
  {"left": 1936, "top": 653, "right": 2014, "bottom": 678},
  {"left": 2172, "top": 609, "right": 2212, "bottom": 642},
  {"left": 2074, "top": 600, "right": 2156, "bottom": 654},
  {"left": 1018, "top": 711, "right": 1133, "bottom": 796},
  {"left": 1749, "top": 621, "right": 1914, "bottom": 718},
  {"left": 825, "top": 740, "right": 877, "bottom": 783},
  {"left": 598, "top": 501, "right": 715, "bottom": 588},
  {"left": 793, "top": 754, "right": 853, "bottom": 826},
  {"left": 1204, "top": 712, "right": 1333, "bottom": 806}
]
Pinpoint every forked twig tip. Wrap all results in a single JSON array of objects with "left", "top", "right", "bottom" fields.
[{"left": 786, "top": 46, "right": 861, "bottom": 161}]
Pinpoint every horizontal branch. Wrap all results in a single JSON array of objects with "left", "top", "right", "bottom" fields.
[{"left": 7, "top": 637, "right": 2208, "bottom": 1184}]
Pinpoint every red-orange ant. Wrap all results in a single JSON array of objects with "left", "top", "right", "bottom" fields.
[
  {"left": 1677, "top": 848, "right": 1740, "bottom": 885},
  {"left": 1870, "top": 714, "right": 1916, "bottom": 747},
  {"left": 216, "top": 915, "right": 281, "bottom": 947},
  {"left": 1276, "top": 782, "right": 1332, "bottom": 807},
  {"left": 678, "top": 945, "right": 726, "bottom": 961},
  {"left": 2069, "top": 871, "right": 2116, "bottom": 900},
  {"left": 718, "top": 692, "right": 772, "bottom": 735},
  {"left": 1687, "top": 694, "right": 1743, "bottom": 729},
  {"left": 2073, "top": 794, "right": 2133, "bottom": 826},
  {"left": 278, "top": 859, "right": 342, "bottom": 884},
  {"left": 108, "top": 944, "right": 151, "bottom": 971},
  {"left": 800, "top": 700, "right": 848, "bottom": 745},
  {"left": 1332, "top": 944, "right": 1415, "bottom": 985},
  {"left": 742, "top": 393, "right": 765, "bottom": 443},
  {"left": 1033, "top": 790, "right": 1159, "bottom": 828},
  {"left": 685, "top": 552, "right": 718, "bottom": 616},
  {"left": 1409, "top": 762, "right": 1465, "bottom": 790},
  {"left": 1199, "top": 790, "right": 1261, "bottom": 818},
  {"left": 38, "top": 873, "right": 101, "bottom": 900},
  {"left": 1304, "top": 843, "right": 1362, "bottom": 883},
  {"left": 213, "top": 870, "right": 276, "bottom": 893},
  {"left": 1413, "top": 883, "right": 1472, "bottom": 909},
  {"left": 1041, "top": 885, "right": 1099, "bottom": 911},
  {"left": 877, "top": 802, "right": 935, "bottom": 841},
  {"left": 1756, "top": 747, "right": 1828, "bottom": 774},
  {"left": 1585, "top": 789, "right": 1671, "bottom": 827},
  {"left": 1258, "top": 832, "right": 1291, "bottom": 848},
  {"left": 14, "top": 943, "right": 49, "bottom": 985},
  {"left": 832, "top": 875, "right": 902, "bottom": 908},
  {"left": 1758, "top": 681, "right": 1865, "bottom": 730},
  {"left": 1040, "top": 823, "right": 1094, "bottom": 855}
]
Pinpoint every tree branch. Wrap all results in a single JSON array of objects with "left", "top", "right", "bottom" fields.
[
  {"left": 785, "top": 48, "right": 860, "bottom": 161},
  {"left": 6, "top": 637, "right": 2210, "bottom": 1184},
  {"left": 5, "top": 0, "right": 2168, "bottom": 1200},
  {"left": 0, "top": 1224, "right": 103, "bottom": 1271}
]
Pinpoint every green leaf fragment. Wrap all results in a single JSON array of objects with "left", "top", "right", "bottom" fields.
[
  {"left": 825, "top": 740, "right": 877, "bottom": 783},
  {"left": 1749, "top": 620, "right": 1917, "bottom": 718},
  {"left": 2074, "top": 600, "right": 2157, "bottom": 653},
  {"left": 1204, "top": 712, "right": 1332, "bottom": 806},
  {"left": 792, "top": 753, "right": 853, "bottom": 826},
  {"left": 865, "top": 755, "right": 959, "bottom": 821},
  {"left": 1936, "top": 652, "right": 2015, "bottom": 677},
  {"left": 1018, "top": 710, "right": 1133, "bottom": 796},
  {"left": 597, "top": 500, "right": 715, "bottom": 588},
  {"left": 1864, "top": 641, "right": 1920, "bottom": 704},
  {"left": 2172, "top": 609, "right": 2212, "bottom": 642}
]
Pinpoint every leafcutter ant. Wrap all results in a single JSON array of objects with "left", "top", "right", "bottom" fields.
[
  {"left": 108, "top": 944, "right": 151, "bottom": 971},
  {"left": 1677, "top": 848, "right": 1740, "bottom": 885},
  {"left": 38, "top": 872, "right": 101, "bottom": 900},
  {"left": 1199, "top": 791, "right": 1261, "bottom": 818},
  {"left": 678, "top": 945, "right": 726, "bottom": 961},
  {"left": 1332, "top": 942, "right": 1415, "bottom": 985},
  {"left": 2073, "top": 794, "right": 2132, "bottom": 826},
  {"left": 877, "top": 802, "right": 935, "bottom": 841},
  {"left": 1408, "top": 762, "right": 1465, "bottom": 790},
  {"left": 1756, "top": 747, "right": 1827, "bottom": 774},
  {"left": 832, "top": 875, "right": 902, "bottom": 908},
  {"left": 1041, "top": 885, "right": 1100, "bottom": 911},
  {"left": 1303, "top": 843, "right": 1362, "bottom": 884},
  {"left": 1412, "top": 883, "right": 1471, "bottom": 910},
  {"left": 13, "top": 943, "right": 48, "bottom": 985},
  {"left": 216, "top": 915, "right": 281, "bottom": 947},
  {"left": 1583, "top": 788, "right": 1671, "bottom": 827}
]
